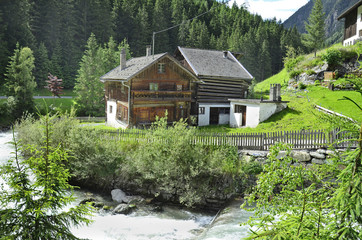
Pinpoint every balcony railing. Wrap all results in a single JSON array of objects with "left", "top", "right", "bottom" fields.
[{"left": 132, "top": 90, "right": 192, "bottom": 101}]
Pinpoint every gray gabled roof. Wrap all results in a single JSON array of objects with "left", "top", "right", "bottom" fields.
[
  {"left": 177, "top": 46, "right": 253, "bottom": 81},
  {"left": 338, "top": 0, "right": 362, "bottom": 20},
  {"left": 100, "top": 53, "right": 167, "bottom": 82}
]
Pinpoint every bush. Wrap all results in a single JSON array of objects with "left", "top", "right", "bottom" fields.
[
  {"left": 298, "top": 82, "right": 307, "bottom": 89},
  {"left": 289, "top": 69, "right": 303, "bottom": 78},
  {"left": 340, "top": 48, "right": 357, "bottom": 61},
  {"left": 283, "top": 46, "right": 304, "bottom": 72},
  {"left": 322, "top": 48, "right": 342, "bottom": 69},
  {"left": 314, "top": 80, "right": 321, "bottom": 86},
  {"left": 305, "top": 69, "right": 316, "bottom": 75}
]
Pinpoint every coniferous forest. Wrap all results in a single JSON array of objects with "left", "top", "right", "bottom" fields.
[{"left": 0, "top": 0, "right": 307, "bottom": 90}]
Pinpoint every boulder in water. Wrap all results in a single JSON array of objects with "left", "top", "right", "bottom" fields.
[{"left": 111, "top": 189, "right": 128, "bottom": 203}]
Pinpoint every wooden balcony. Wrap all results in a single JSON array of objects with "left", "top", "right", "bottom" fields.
[{"left": 132, "top": 90, "right": 192, "bottom": 102}]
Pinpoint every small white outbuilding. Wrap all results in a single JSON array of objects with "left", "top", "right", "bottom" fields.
[{"left": 229, "top": 84, "right": 288, "bottom": 128}]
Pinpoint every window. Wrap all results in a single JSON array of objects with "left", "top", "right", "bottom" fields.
[
  {"left": 235, "top": 105, "right": 246, "bottom": 113},
  {"left": 149, "top": 83, "right": 159, "bottom": 91},
  {"left": 199, "top": 107, "right": 205, "bottom": 115},
  {"left": 109, "top": 105, "right": 113, "bottom": 114},
  {"left": 177, "top": 84, "right": 183, "bottom": 91},
  {"left": 158, "top": 63, "right": 165, "bottom": 73},
  {"left": 219, "top": 107, "right": 230, "bottom": 114}
]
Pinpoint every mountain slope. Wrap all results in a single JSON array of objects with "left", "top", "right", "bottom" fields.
[{"left": 283, "top": 0, "right": 359, "bottom": 44}]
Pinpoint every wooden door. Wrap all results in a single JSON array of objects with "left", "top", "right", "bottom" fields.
[{"left": 210, "top": 107, "right": 219, "bottom": 125}]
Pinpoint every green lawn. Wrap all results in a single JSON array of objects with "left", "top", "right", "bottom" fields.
[
  {"left": 34, "top": 88, "right": 76, "bottom": 96},
  {"left": 254, "top": 68, "right": 289, "bottom": 94},
  {"left": 34, "top": 97, "right": 75, "bottom": 114},
  {"left": 305, "top": 86, "right": 362, "bottom": 122}
]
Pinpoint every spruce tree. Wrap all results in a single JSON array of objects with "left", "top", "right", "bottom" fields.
[
  {"left": 74, "top": 33, "right": 105, "bottom": 116},
  {"left": 303, "top": 0, "right": 325, "bottom": 57},
  {"left": 4, "top": 44, "right": 36, "bottom": 119},
  {"left": 34, "top": 42, "right": 50, "bottom": 89},
  {"left": 0, "top": 113, "right": 92, "bottom": 239}
]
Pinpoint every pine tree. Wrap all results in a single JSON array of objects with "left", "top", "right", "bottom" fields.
[
  {"left": 303, "top": 0, "right": 325, "bottom": 57},
  {"left": 4, "top": 44, "right": 36, "bottom": 119},
  {"left": 0, "top": 113, "right": 92, "bottom": 239},
  {"left": 34, "top": 42, "right": 50, "bottom": 89},
  {"left": 74, "top": 33, "right": 104, "bottom": 116}
]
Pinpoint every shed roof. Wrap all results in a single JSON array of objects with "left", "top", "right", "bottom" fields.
[
  {"left": 177, "top": 47, "right": 253, "bottom": 81},
  {"left": 337, "top": 0, "right": 362, "bottom": 20}
]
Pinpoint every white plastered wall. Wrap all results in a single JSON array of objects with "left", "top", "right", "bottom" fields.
[
  {"left": 106, "top": 100, "right": 128, "bottom": 129},
  {"left": 198, "top": 103, "right": 230, "bottom": 126},
  {"left": 229, "top": 101, "right": 288, "bottom": 128},
  {"left": 229, "top": 102, "right": 261, "bottom": 128}
]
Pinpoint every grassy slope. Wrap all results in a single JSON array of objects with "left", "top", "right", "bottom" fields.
[{"left": 200, "top": 44, "right": 361, "bottom": 133}]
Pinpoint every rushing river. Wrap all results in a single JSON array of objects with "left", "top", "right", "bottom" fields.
[{"left": 0, "top": 130, "right": 253, "bottom": 239}]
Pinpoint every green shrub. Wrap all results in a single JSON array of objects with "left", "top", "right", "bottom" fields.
[
  {"left": 340, "top": 48, "right": 357, "bottom": 61},
  {"left": 289, "top": 69, "right": 303, "bottom": 78},
  {"left": 314, "top": 80, "right": 321, "bottom": 86},
  {"left": 302, "top": 57, "right": 324, "bottom": 69},
  {"left": 306, "top": 69, "right": 316, "bottom": 75},
  {"left": 298, "top": 82, "right": 307, "bottom": 89},
  {"left": 322, "top": 48, "right": 342, "bottom": 69}
]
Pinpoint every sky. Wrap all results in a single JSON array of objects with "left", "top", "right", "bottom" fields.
[{"left": 227, "top": 0, "right": 310, "bottom": 22}]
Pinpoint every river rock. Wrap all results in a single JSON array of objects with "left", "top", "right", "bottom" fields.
[
  {"left": 246, "top": 150, "right": 268, "bottom": 158},
  {"left": 326, "top": 150, "right": 335, "bottom": 156},
  {"left": 317, "top": 149, "right": 326, "bottom": 154},
  {"left": 291, "top": 151, "right": 311, "bottom": 162},
  {"left": 310, "top": 151, "right": 325, "bottom": 159},
  {"left": 111, "top": 189, "right": 128, "bottom": 203},
  {"left": 112, "top": 203, "right": 136, "bottom": 215},
  {"left": 125, "top": 196, "right": 145, "bottom": 205},
  {"left": 311, "top": 158, "right": 325, "bottom": 164}
]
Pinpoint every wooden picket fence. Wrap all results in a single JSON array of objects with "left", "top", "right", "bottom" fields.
[{"left": 105, "top": 128, "right": 358, "bottom": 150}]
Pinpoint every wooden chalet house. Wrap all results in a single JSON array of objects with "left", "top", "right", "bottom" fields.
[
  {"left": 100, "top": 47, "right": 198, "bottom": 128},
  {"left": 174, "top": 47, "right": 253, "bottom": 126},
  {"left": 338, "top": 0, "right": 362, "bottom": 46}
]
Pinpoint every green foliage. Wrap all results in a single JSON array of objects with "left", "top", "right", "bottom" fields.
[
  {"left": 130, "top": 116, "right": 241, "bottom": 207},
  {"left": 298, "top": 82, "right": 307, "bottom": 90},
  {"left": 4, "top": 43, "right": 36, "bottom": 120},
  {"left": 289, "top": 69, "right": 304, "bottom": 79},
  {"left": 243, "top": 140, "right": 362, "bottom": 239},
  {"left": 16, "top": 115, "right": 246, "bottom": 208},
  {"left": 305, "top": 69, "right": 316, "bottom": 75},
  {"left": 314, "top": 79, "right": 320, "bottom": 86},
  {"left": 283, "top": 46, "right": 303, "bottom": 72},
  {"left": 74, "top": 34, "right": 131, "bottom": 116},
  {"left": 242, "top": 82, "right": 362, "bottom": 239},
  {"left": 0, "top": 113, "right": 92, "bottom": 239},
  {"left": 303, "top": 0, "right": 326, "bottom": 56},
  {"left": 67, "top": 127, "right": 131, "bottom": 189},
  {"left": 322, "top": 48, "right": 342, "bottom": 69}
]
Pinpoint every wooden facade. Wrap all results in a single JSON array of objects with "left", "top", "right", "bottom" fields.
[
  {"left": 344, "top": 8, "right": 357, "bottom": 40},
  {"left": 103, "top": 54, "right": 197, "bottom": 127}
]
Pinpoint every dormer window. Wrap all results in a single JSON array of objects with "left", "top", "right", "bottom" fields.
[{"left": 158, "top": 63, "right": 165, "bottom": 73}]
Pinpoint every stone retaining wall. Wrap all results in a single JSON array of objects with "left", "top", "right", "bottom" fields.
[{"left": 239, "top": 148, "right": 345, "bottom": 166}]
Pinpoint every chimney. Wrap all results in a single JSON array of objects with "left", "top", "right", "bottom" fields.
[
  {"left": 269, "top": 84, "right": 281, "bottom": 101},
  {"left": 276, "top": 84, "right": 281, "bottom": 101},
  {"left": 223, "top": 51, "right": 228, "bottom": 58},
  {"left": 120, "top": 48, "right": 126, "bottom": 70},
  {"left": 269, "top": 84, "right": 276, "bottom": 101},
  {"left": 146, "top": 45, "right": 152, "bottom": 57}
]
